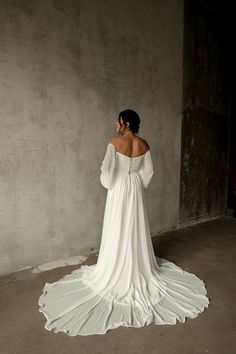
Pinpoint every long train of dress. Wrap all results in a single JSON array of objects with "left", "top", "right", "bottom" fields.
[{"left": 38, "top": 143, "right": 209, "bottom": 336}]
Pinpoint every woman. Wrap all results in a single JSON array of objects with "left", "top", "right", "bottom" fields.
[{"left": 38, "top": 109, "right": 209, "bottom": 336}]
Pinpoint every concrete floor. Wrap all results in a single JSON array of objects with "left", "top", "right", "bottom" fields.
[{"left": 0, "top": 216, "right": 235, "bottom": 354}]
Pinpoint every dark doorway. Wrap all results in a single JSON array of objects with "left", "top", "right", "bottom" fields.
[
  {"left": 227, "top": 89, "right": 236, "bottom": 217},
  {"left": 179, "top": 0, "right": 232, "bottom": 225}
]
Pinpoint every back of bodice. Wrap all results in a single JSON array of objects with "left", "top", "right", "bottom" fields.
[
  {"left": 100, "top": 143, "right": 154, "bottom": 190},
  {"left": 115, "top": 150, "right": 148, "bottom": 176}
]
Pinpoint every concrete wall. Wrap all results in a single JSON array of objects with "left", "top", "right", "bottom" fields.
[{"left": 0, "top": 0, "right": 183, "bottom": 276}]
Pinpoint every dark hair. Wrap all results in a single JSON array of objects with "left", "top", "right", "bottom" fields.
[{"left": 118, "top": 109, "right": 140, "bottom": 134}]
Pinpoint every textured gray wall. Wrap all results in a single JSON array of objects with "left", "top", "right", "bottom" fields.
[{"left": 0, "top": 0, "right": 183, "bottom": 276}]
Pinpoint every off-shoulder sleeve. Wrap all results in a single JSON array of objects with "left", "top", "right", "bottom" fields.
[
  {"left": 100, "top": 143, "right": 117, "bottom": 189},
  {"left": 139, "top": 151, "right": 154, "bottom": 189}
]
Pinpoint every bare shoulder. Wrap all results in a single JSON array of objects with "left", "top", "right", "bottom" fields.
[
  {"left": 107, "top": 135, "right": 150, "bottom": 152},
  {"left": 138, "top": 137, "right": 150, "bottom": 151},
  {"left": 108, "top": 136, "right": 119, "bottom": 147}
]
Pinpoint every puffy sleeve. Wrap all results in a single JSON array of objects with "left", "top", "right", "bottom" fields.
[
  {"left": 100, "top": 143, "right": 117, "bottom": 190},
  {"left": 139, "top": 151, "right": 154, "bottom": 189}
]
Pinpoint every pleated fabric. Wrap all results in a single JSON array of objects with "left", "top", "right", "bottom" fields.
[{"left": 38, "top": 143, "right": 209, "bottom": 336}]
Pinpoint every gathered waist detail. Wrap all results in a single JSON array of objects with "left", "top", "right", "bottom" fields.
[{"left": 128, "top": 171, "right": 139, "bottom": 175}]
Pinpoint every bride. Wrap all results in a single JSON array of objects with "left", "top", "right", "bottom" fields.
[{"left": 38, "top": 109, "right": 210, "bottom": 336}]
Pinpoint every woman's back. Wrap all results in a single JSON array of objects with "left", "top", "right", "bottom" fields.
[
  {"left": 100, "top": 138, "right": 153, "bottom": 190},
  {"left": 111, "top": 134, "right": 150, "bottom": 158}
]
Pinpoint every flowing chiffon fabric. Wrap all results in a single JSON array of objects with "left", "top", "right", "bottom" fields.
[{"left": 38, "top": 143, "right": 209, "bottom": 336}]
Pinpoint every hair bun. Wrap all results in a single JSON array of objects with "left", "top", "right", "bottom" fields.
[{"left": 118, "top": 109, "right": 141, "bottom": 134}]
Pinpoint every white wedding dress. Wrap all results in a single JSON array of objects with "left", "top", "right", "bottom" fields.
[{"left": 38, "top": 143, "right": 209, "bottom": 336}]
